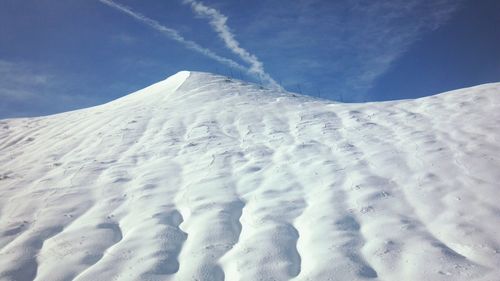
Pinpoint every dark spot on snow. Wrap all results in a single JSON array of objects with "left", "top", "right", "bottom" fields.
[
  {"left": 3, "top": 224, "right": 26, "bottom": 236},
  {"left": 112, "top": 177, "right": 131, "bottom": 183},
  {"left": 142, "top": 184, "right": 157, "bottom": 190},
  {"left": 246, "top": 166, "right": 262, "bottom": 173},
  {"left": 358, "top": 264, "right": 378, "bottom": 278},
  {"left": 335, "top": 215, "right": 360, "bottom": 231}
]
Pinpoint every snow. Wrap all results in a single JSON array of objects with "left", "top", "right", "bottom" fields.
[{"left": 0, "top": 71, "right": 499, "bottom": 281}]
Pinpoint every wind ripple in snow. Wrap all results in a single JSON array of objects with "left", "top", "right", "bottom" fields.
[{"left": 1, "top": 71, "right": 500, "bottom": 281}]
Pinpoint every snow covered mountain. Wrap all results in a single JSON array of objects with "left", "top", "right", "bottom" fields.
[{"left": 1, "top": 71, "right": 499, "bottom": 281}]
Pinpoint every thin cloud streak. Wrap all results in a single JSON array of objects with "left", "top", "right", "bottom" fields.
[
  {"left": 99, "top": 0, "right": 248, "bottom": 73},
  {"left": 344, "top": 0, "right": 464, "bottom": 92},
  {"left": 183, "top": 0, "right": 280, "bottom": 88},
  {"left": 243, "top": 0, "right": 464, "bottom": 100},
  {"left": 0, "top": 60, "right": 98, "bottom": 118}
]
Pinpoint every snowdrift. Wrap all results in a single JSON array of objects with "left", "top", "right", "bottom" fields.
[{"left": 1, "top": 71, "right": 499, "bottom": 281}]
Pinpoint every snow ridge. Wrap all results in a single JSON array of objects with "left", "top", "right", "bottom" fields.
[{"left": 0, "top": 72, "right": 500, "bottom": 281}]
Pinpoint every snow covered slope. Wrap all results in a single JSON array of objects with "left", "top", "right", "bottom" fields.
[{"left": 1, "top": 71, "right": 499, "bottom": 281}]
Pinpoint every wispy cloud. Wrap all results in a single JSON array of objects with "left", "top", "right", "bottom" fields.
[
  {"left": 98, "top": 0, "right": 248, "bottom": 73},
  {"left": 112, "top": 32, "right": 137, "bottom": 44},
  {"left": 183, "top": 0, "right": 280, "bottom": 88},
  {"left": 342, "top": 0, "right": 464, "bottom": 94},
  {"left": 0, "top": 60, "right": 97, "bottom": 118},
  {"left": 242, "top": 0, "right": 464, "bottom": 100}
]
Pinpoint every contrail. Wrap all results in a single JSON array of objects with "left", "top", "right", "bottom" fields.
[
  {"left": 99, "top": 0, "right": 247, "bottom": 73},
  {"left": 182, "top": 0, "right": 280, "bottom": 88}
]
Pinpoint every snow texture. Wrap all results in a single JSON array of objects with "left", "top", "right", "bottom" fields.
[{"left": 1, "top": 71, "right": 499, "bottom": 281}]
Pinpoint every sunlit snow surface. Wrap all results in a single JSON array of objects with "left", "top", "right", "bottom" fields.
[{"left": 1, "top": 71, "right": 499, "bottom": 281}]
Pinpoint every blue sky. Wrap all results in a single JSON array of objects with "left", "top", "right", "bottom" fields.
[{"left": 0, "top": 0, "right": 499, "bottom": 118}]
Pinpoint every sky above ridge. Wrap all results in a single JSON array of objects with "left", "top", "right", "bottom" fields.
[{"left": 0, "top": 0, "right": 499, "bottom": 118}]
